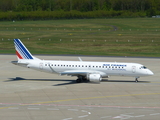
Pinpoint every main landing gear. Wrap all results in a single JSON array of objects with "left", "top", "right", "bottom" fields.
[{"left": 76, "top": 76, "right": 88, "bottom": 83}]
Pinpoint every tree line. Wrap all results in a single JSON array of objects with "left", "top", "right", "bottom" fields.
[{"left": 0, "top": 0, "right": 160, "bottom": 20}]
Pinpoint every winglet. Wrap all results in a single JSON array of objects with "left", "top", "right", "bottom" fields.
[{"left": 78, "top": 57, "right": 83, "bottom": 62}]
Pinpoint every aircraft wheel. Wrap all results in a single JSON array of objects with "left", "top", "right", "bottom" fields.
[{"left": 76, "top": 79, "right": 81, "bottom": 83}]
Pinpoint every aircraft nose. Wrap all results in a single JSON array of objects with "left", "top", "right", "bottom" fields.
[{"left": 148, "top": 70, "right": 154, "bottom": 76}]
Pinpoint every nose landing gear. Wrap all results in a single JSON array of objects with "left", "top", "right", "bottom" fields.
[{"left": 135, "top": 77, "right": 139, "bottom": 82}]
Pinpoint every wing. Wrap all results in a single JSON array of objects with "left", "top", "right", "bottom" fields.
[{"left": 60, "top": 70, "right": 106, "bottom": 77}]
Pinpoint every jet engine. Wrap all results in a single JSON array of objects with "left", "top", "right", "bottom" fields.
[{"left": 87, "top": 74, "right": 102, "bottom": 83}]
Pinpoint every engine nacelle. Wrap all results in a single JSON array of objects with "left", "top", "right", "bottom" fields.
[{"left": 87, "top": 74, "right": 102, "bottom": 83}]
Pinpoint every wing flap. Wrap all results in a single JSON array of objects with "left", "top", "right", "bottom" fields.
[
  {"left": 60, "top": 70, "right": 108, "bottom": 78},
  {"left": 60, "top": 70, "right": 106, "bottom": 77},
  {"left": 60, "top": 71, "right": 88, "bottom": 76}
]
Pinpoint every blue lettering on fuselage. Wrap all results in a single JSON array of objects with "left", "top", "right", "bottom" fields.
[
  {"left": 103, "top": 64, "right": 127, "bottom": 67},
  {"left": 103, "top": 64, "right": 110, "bottom": 66}
]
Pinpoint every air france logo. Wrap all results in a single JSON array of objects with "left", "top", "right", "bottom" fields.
[{"left": 103, "top": 64, "right": 127, "bottom": 67}]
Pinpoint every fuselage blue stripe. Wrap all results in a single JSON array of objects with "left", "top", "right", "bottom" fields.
[{"left": 14, "top": 39, "right": 33, "bottom": 59}]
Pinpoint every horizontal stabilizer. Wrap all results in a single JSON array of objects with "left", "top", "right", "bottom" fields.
[{"left": 11, "top": 61, "right": 29, "bottom": 66}]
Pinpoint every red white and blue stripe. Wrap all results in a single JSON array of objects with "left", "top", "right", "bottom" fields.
[{"left": 14, "top": 39, "right": 33, "bottom": 59}]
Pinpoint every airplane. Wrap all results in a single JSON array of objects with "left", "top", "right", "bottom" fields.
[{"left": 12, "top": 39, "right": 154, "bottom": 83}]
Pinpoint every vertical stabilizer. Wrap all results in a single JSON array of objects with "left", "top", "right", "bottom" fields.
[{"left": 14, "top": 39, "right": 39, "bottom": 60}]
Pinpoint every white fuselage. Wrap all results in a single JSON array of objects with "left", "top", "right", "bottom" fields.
[{"left": 22, "top": 59, "right": 153, "bottom": 78}]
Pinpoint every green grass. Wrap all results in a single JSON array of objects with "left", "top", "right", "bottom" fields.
[{"left": 0, "top": 18, "right": 160, "bottom": 57}]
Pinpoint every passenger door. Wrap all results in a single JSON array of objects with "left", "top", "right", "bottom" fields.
[
  {"left": 132, "top": 66, "right": 136, "bottom": 73},
  {"left": 39, "top": 62, "right": 43, "bottom": 70}
]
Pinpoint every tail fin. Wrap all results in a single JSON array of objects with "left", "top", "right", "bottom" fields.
[{"left": 14, "top": 39, "right": 39, "bottom": 60}]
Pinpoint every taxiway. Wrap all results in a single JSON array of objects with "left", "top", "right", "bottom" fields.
[{"left": 0, "top": 55, "right": 160, "bottom": 120}]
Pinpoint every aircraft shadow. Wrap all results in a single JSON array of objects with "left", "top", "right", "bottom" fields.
[
  {"left": 5, "top": 77, "right": 150, "bottom": 86},
  {"left": 101, "top": 79, "right": 150, "bottom": 83},
  {"left": 6, "top": 77, "right": 79, "bottom": 86}
]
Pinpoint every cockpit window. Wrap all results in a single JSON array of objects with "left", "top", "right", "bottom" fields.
[{"left": 140, "top": 66, "right": 147, "bottom": 69}]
